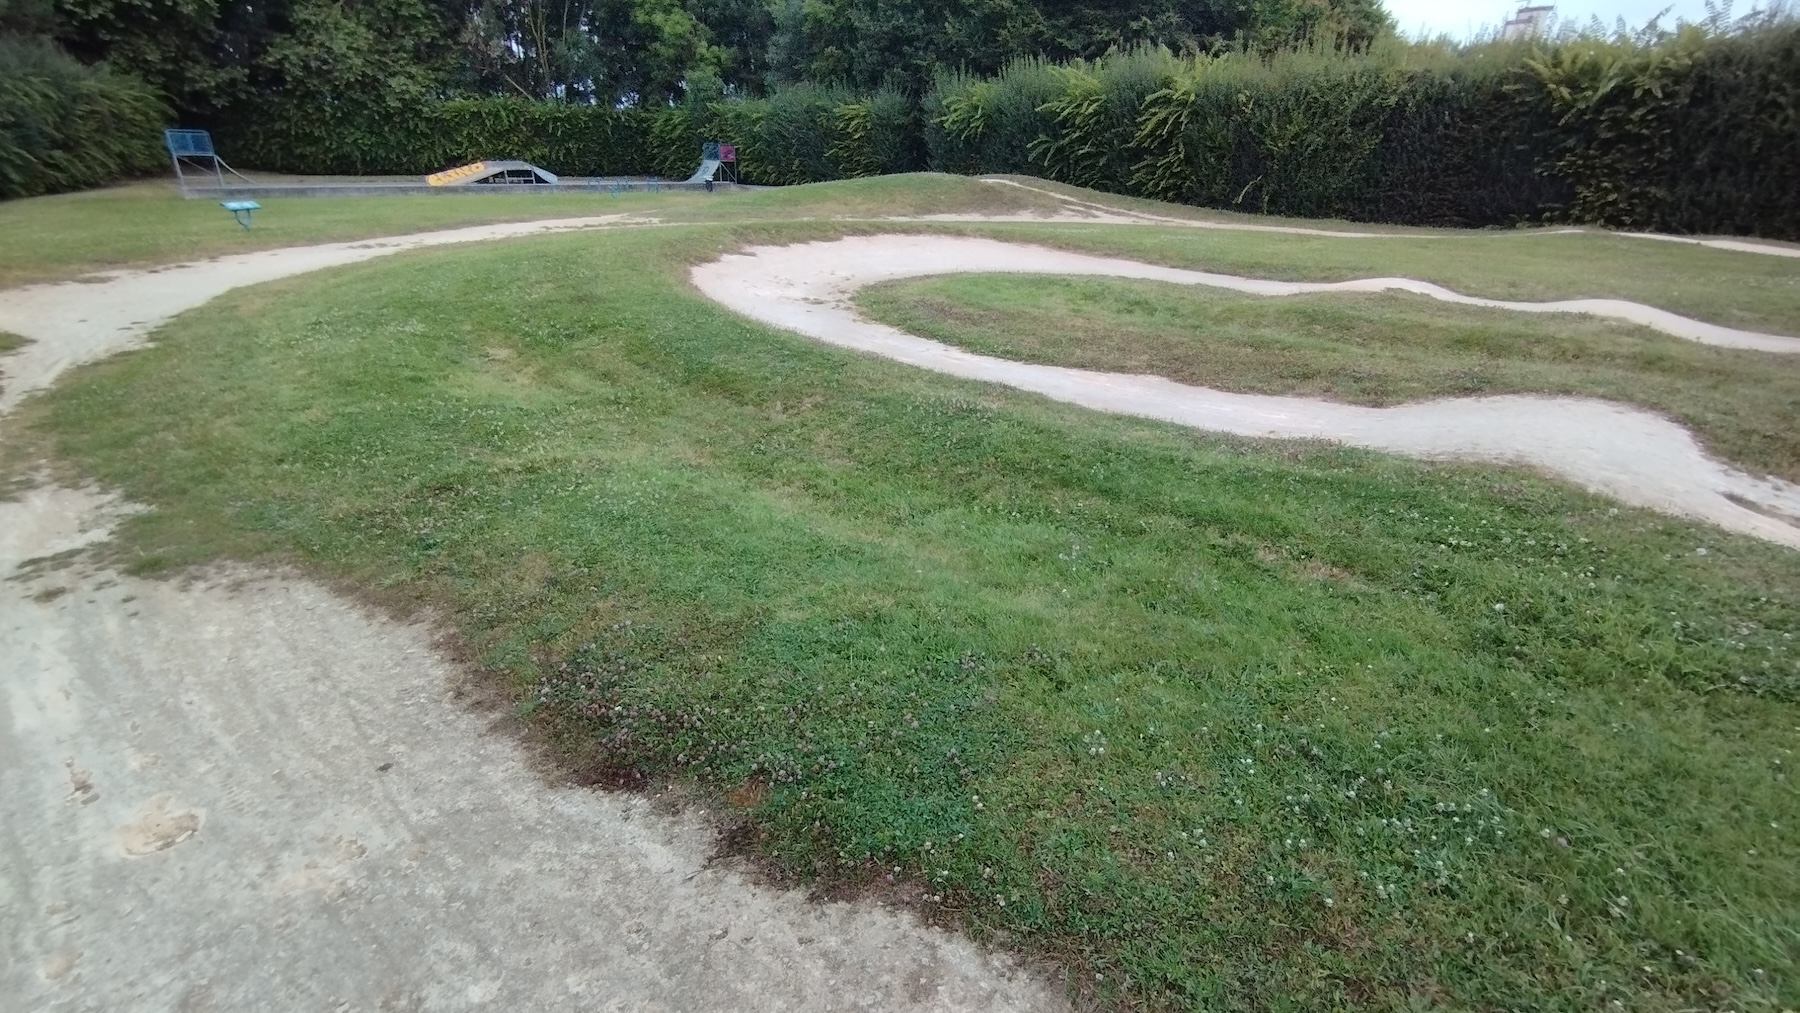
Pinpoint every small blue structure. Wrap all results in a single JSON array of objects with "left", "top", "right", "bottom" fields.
[
  {"left": 220, "top": 200, "right": 261, "bottom": 229},
  {"left": 165, "top": 128, "right": 254, "bottom": 192}
]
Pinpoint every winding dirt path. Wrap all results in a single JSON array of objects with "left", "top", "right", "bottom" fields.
[{"left": 691, "top": 235, "right": 1800, "bottom": 548}]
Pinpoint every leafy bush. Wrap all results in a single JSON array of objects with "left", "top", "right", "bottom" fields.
[
  {"left": 1529, "top": 21, "right": 1800, "bottom": 236},
  {"left": 0, "top": 36, "right": 166, "bottom": 200},
  {"left": 1367, "top": 47, "right": 1571, "bottom": 226},
  {"left": 924, "top": 20, "right": 1799, "bottom": 238},
  {"left": 828, "top": 88, "right": 925, "bottom": 178},
  {"left": 1031, "top": 47, "right": 1176, "bottom": 192},
  {"left": 223, "top": 98, "right": 657, "bottom": 177},
  {"left": 927, "top": 59, "right": 1062, "bottom": 176},
  {"left": 219, "top": 83, "right": 926, "bottom": 187},
  {"left": 1133, "top": 47, "right": 1406, "bottom": 217},
  {"left": 732, "top": 83, "right": 845, "bottom": 185}
]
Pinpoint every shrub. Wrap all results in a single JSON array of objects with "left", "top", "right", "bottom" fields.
[
  {"left": 933, "top": 21, "right": 1799, "bottom": 238},
  {"left": 927, "top": 58, "right": 1062, "bottom": 176},
  {"left": 1032, "top": 48, "right": 1177, "bottom": 193},
  {"left": 828, "top": 88, "right": 926, "bottom": 178},
  {"left": 1367, "top": 47, "right": 1570, "bottom": 226},
  {"left": 223, "top": 98, "right": 657, "bottom": 177},
  {"left": 736, "top": 83, "right": 845, "bottom": 185},
  {"left": 0, "top": 36, "right": 167, "bottom": 200},
  {"left": 1529, "top": 20, "right": 1800, "bottom": 236}
]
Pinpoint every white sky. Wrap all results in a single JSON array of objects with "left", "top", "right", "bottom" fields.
[{"left": 1384, "top": 0, "right": 1719, "bottom": 39}]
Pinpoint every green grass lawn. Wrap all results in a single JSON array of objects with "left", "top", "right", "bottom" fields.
[
  {"left": 857, "top": 274, "right": 1800, "bottom": 483},
  {"left": 0, "top": 180, "right": 681, "bottom": 288},
  {"left": 960, "top": 222, "right": 1800, "bottom": 337},
  {"left": 0, "top": 173, "right": 1080, "bottom": 289},
  {"left": 5, "top": 178, "right": 1798, "bottom": 1011},
  {"left": 9, "top": 173, "right": 1799, "bottom": 337}
]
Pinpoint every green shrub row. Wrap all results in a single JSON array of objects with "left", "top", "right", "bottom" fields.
[
  {"left": 919, "top": 45, "right": 1565, "bottom": 227},
  {"left": 220, "top": 98, "right": 657, "bottom": 178},
  {"left": 0, "top": 36, "right": 167, "bottom": 200},
  {"left": 217, "top": 86, "right": 928, "bottom": 187},
  {"left": 927, "top": 25, "right": 1797, "bottom": 236},
  {"left": 1528, "top": 24, "right": 1800, "bottom": 236},
  {"left": 671, "top": 84, "right": 926, "bottom": 184}
]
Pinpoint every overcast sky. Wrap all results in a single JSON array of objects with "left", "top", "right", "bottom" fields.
[{"left": 1384, "top": 0, "right": 1719, "bottom": 39}]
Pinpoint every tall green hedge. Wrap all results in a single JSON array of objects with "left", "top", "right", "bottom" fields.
[
  {"left": 0, "top": 36, "right": 167, "bottom": 200},
  {"left": 1529, "top": 24, "right": 1800, "bottom": 237},
  {"left": 1367, "top": 52, "right": 1570, "bottom": 225},
  {"left": 651, "top": 84, "right": 926, "bottom": 186},
  {"left": 918, "top": 24, "right": 1798, "bottom": 237},
  {"left": 197, "top": 20, "right": 1800, "bottom": 240},
  {"left": 1102, "top": 43, "right": 1572, "bottom": 225},
  {"left": 219, "top": 85, "right": 928, "bottom": 187},
  {"left": 220, "top": 98, "right": 657, "bottom": 177}
]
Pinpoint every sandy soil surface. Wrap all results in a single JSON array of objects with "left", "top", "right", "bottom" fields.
[
  {"left": 0, "top": 488, "right": 1061, "bottom": 1012},
  {"left": 691, "top": 235, "right": 1800, "bottom": 548},
  {"left": 0, "top": 222, "right": 1066, "bottom": 1009}
]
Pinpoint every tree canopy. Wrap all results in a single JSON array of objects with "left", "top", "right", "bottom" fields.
[{"left": 7, "top": 0, "right": 1393, "bottom": 122}]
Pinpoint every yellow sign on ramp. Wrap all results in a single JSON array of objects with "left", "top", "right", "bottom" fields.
[{"left": 426, "top": 161, "right": 489, "bottom": 186}]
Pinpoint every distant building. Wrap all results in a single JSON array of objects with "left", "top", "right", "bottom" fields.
[{"left": 1501, "top": 5, "right": 1555, "bottom": 39}]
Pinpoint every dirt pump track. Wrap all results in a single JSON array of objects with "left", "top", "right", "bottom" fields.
[{"left": 2, "top": 207, "right": 1797, "bottom": 1011}]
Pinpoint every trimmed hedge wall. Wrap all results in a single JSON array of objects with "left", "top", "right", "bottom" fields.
[
  {"left": 1529, "top": 24, "right": 1800, "bottom": 237},
  {"left": 1, "top": 37, "right": 168, "bottom": 200},
  {"left": 925, "top": 28, "right": 1797, "bottom": 236},
  {"left": 221, "top": 99, "right": 657, "bottom": 177},
  {"left": 218, "top": 87, "right": 928, "bottom": 186},
  {"left": 251, "top": 24, "right": 1766, "bottom": 240}
]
